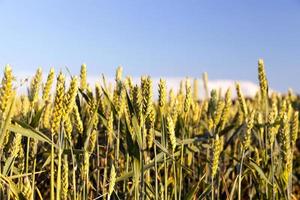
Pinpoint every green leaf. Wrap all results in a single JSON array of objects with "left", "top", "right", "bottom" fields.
[
  {"left": 101, "top": 86, "right": 117, "bottom": 115},
  {"left": 223, "top": 124, "right": 244, "bottom": 151},
  {"left": 116, "top": 152, "right": 165, "bottom": 182},
  {"left": 84, "top": 105, "right": 99, "bottom": 150},
  {"left": 124, "top": 118, "right": 140, "bottom": 159},
  {"left": 183, "top": 174, "right": 205, "bottom": 200},
  {"left": 177, "top": 138, "right": 197, "bottom": 145},
  {"left": 198, "top": 184, "right": 211, "bottom": 200},
  {"left": 78, "top": 88, "right": 92, "bottom": 103},
  {"left": 229, "top": 175, "right": 239, "bottom": 200},
  {"left": 0, "top": 173, "right": 26, "bottom": 200},
  {"left": 132, "top": 116, "right": 142, "bottom": 149},
  {"left": 2, "top": 156, "right": 15, "bottom": 176},
  {"left": 125, "top": 90, "right": 135, "bottom": 116},
  {"left": 3, "top": 156, "right": 15, "bottom": 176},
  {"left": 30, "top": 106, "right": 45, "bottom": 128},
  {"left": 9, "top": 171, "right": 46, "bottom": 179},
  {"left": 8, "top": 122, "right": 52, "bottom": 145},
  {"left": 248, "top": 160, "right": 272, "bottom": 185}
]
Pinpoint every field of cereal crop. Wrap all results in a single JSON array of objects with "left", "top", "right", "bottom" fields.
[{"left": 0, "top": 59, "right": 299, "bottom": 199}]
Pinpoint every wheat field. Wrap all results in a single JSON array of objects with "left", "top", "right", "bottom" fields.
[{"left": 0, "top": 60, "right": 299, "bottom": 199}]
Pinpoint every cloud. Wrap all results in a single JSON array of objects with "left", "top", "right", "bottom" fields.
[
  {"left": 13, "top": 72, "right": 261, "bottom": 98},
  {"left": 85, "top": 76, "right": 261, "bottom": 98}
]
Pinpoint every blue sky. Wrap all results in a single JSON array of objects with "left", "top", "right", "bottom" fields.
[{"left": 0, "top": 0, "right": 300, "bottom": 92}]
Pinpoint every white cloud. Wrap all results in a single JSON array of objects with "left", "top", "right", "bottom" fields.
[
  {"left": 13, "top": 72, "right": 262, "bottom": 98},
  {"left": 85, "top": 76, "right": 261, "bottom": 98}
]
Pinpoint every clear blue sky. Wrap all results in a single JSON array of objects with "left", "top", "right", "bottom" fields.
[{"left": 0, "top": 0, "right": 300, "bottom": 92}]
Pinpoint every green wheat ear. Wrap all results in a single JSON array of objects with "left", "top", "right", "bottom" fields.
[
  {"left": 64, "top": 76, "right": 78, "bottom": 118},
  {"left": 108, "top": 164, "right": 116, "bottom": 199},
  {"left": 9, "top": 132, "right": 22, "bottom": 157},
  {"left": 158, "top": 78, "right": 167, "bottom": 113},
  {"left": 166, "top": 115, "right": 176, "bottom": 153},
  {"left": 236, "top": 82, "right": 248, "bottom": 116},
  {"left": 115, "top": 65, "right": 123, "bottom": 82},
  {"left": 22, "top": 177, "right": 32, "bottom": 199},
  {"left": 62, "top": 156, "right": 69, "bottom": 200},
  {"left": 258, "top": 59, "right": 268, "bottom": 99},
  {"left": 291, "top": 111, "right": 299, "bottom": 145},
  {"left": 242, "top": 111, "right": 255, "bottom": 151},
  {"left": 211, "top": 134, "right": 223, "bottom": 178},
  {"left": 29, "top": 67, "right": 42, "bottom": 106},
  {"left": 107, "top": 111, "right": 114, "bottom": 147},
  {"left": 279, "top": 113, "right": 292, "bottom": 187},
  {"left": 73, "top": 104, "right": 83, "bottom": 134},
  {"left": 42, "top": 96, "right": 52, "bottom": 129},
  {"left": 141, "top": 76, "right": 153, "bottom": 117},
  {"left": 113, "top": 84, "right": 126, "bottom": 118},
  {"left": 87, "top": 130, "right": 97, "bottom": 153},
  {"left": 64, "top": 116, "right": 73, "bottom": 140},
  {"left": 132, "top": 85, "right": 143, "bottom": 125},
  {"left": 51, "top": 72, "right": 65, "bottom": 134},
  {"left": 184, "top": 79, "right": 192, "bottom": 113},
  {"left": 219, "top": 88, "right": 231, "bottom": 130},
  {"left": 213, "top": 100, "right": 225, "bottom": 129},
  {"left": 146, "top": 104, "right": 156, "bottom": 149},
  {"left": 43, "top": 68, "right": 55, "bottom": 102},
  {"left": 268, "top": 101, "right": 278, "bottom": 145},
  {"left": 0, "top": 65, "right": 13, "bottom": 119},
  {"left": 80, "top": 63, "right": 87, "bottom": 90}
]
